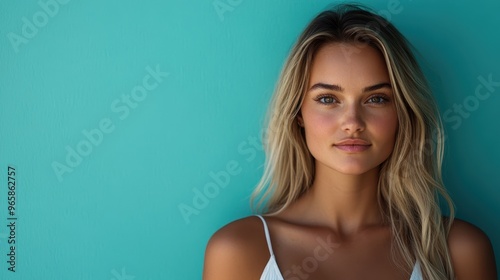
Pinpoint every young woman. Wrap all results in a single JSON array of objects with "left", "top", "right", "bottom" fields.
[{"left": 203, "top": 4, "right": 497, "bottom": 280}]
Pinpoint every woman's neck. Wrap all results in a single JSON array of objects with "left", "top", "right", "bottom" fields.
[{"left": 288, "top": 163, "right": 386, "bottom": 237}]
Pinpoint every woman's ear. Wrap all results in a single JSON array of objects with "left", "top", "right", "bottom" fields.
[{"left": 296, "top": 113, "right": 304, "bottom": 127}]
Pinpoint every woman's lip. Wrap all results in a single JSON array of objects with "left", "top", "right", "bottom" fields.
[
  {"left": 334, "top": 144, "right": 371, "bottom": 152},
  {"left": 335, "top": 139, "right": 371, "bottom": 145}
]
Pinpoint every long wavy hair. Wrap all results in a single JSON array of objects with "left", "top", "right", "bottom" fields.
[{"left": 251, "top": 3, "right": 455, "bottom": 280}]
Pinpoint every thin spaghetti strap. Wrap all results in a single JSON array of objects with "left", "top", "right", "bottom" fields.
[{"left": 255, "top": 215, "right": 275, "bottom": 256}]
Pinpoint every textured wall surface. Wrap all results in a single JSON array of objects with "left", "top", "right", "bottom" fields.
[{"left": 0, "top": 0, "right": 498, "bottom": 279}]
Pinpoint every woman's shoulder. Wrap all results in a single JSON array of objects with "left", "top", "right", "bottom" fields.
[
  {"left": 206, "top": 215, "right": 269, "bottom": 252},
  {"left": 447, "top": 217, "right": 497, "bottom": 279},
  {"left": 203, "top": 215, "right": 271, "bottom": 280}
]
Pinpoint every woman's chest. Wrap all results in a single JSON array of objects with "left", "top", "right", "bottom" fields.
[{"left": 272, "top": 228, "right": 413, "bottom": 280}]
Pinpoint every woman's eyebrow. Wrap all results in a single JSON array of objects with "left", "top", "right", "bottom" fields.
[
  {"left": 362, "top": 82, "right": 392, "bottom": 92},
  {"left": 308, "top": 83, "right": 344, "bottom": 92},
  {"left": 308, "top": 82, "right": 392, "bottom": 92}
]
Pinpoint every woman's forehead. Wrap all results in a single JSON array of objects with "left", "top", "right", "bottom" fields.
[{"left": 309, "top": 43, "right": 390, "bottom": 89}]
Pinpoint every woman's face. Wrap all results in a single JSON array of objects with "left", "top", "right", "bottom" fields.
[{"left": 299, "top": 43, "right": 398, "bottom": 175}]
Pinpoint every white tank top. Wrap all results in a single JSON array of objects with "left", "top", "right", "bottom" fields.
[{"left": 256, "top": 215, "right": 423, "bottom": 280}]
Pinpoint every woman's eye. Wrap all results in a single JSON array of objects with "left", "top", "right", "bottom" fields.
[
  {"left": 316, "top": 96, "right": 336, "bottom": 104},
  {"left": 367, "top": 95, "right": 389, "bottom": 104}
]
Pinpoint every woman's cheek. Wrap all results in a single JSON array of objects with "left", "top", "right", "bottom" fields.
[
  {"left": 370, "top": 109, "right": 398, "bottom": 139},
  {"left": 309, "top": 109, "right": 338, "bottom": 132}
]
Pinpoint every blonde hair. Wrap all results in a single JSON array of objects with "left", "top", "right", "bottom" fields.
[{"left": 252, "top": 4, "right": 455, "bottom": 279}]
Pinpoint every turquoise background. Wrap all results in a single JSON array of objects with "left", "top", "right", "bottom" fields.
[{"left": 0, "top": 0, "right": 498, "bottom": 279}]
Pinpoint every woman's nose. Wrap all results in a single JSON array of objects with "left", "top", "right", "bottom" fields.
[{"left": 340, "top": 104, "right": 365, "bottom": 133}]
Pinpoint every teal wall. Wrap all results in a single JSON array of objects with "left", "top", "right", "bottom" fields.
[{"left": 0, "top": 0, "right": 498, "bottom": 279}]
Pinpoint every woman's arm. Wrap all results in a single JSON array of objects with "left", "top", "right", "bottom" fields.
[{"left": 448, "top": 218, "right": 497, "bottom": 279}]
